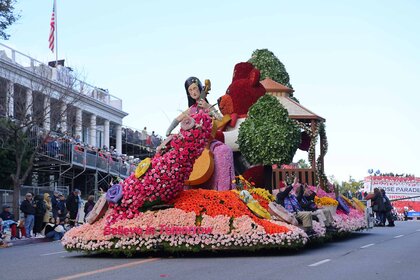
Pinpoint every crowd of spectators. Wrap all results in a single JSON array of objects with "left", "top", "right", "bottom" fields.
[
  {"left": 0, "top": 189, "right": 96, "bottom": 246},
  {"left": 36, "top": 125, "right": 163, "bottom": 172}
]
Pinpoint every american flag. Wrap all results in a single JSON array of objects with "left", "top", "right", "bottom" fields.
[{"left": 49, "top": 0, "right": 56, "bottom": 52}]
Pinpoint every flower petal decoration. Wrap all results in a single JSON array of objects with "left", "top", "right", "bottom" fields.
[
  {"left": 180, "top": 116, "right": 195, "bottom": 130},
  {"left": 106, "top": 184, "right": 123, "bottom": 204},
  {"left": 135, "top": 157, "right": 151, "bottom": 179},
  {"left": 156, "top": 135, "right": 173, "bottom": 154}
]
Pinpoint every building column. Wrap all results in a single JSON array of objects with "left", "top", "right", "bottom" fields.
[
  {"left": 25, "top": 88, "right": 33, "bottom": 121},
  {"left": 6, "top": 81, "right": 14, "bottom": 118},
  {"left": 60, "top": 102, "right": 67, "bottom": 133},
  {"left": 104, "top": 119, "right": 110, "bottom": 149},
  {"left": 43, "top": 96, "right": 51, "bottom": 131},
  {"left": 89, "top": 114, "right": 97, "bottom": 147},
  {"left": 115, "top": 124, "right": 122, "bottom": 154},
  {"left": 75, "top": 108, "right": 82, "bottom": 139}
]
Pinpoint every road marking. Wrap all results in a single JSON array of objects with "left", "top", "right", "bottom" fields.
[
  {"left": 360, "top": 243, "right": 375, "bottom": 249},
  {"left": 41, "top": 251, "right": 67, "bottom": 256},
  {"left": 308, "top": 259, "right": 331, "bottom": 267},
  {"left": 394, "top": 235, "right": 404, "bottom": 238},
  {"left": 54, "top": 258, "right": 159, "bottom": 280}
]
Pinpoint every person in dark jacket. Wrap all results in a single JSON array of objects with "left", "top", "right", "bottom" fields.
[
  {"left": 380, "top": 189, "right": 395, "bottom": 227},
  {"left": 33, "top": 194, "right": 46, "bottom": 236},
  {"left": 366, "top": 188, "right": 385, "bottom": 226},
  {"left": 66, "top": 189, "right": 80, "bottom": 226},
  {"left": 276, "top": 180, "right": 314, "bottom": 235},
  {"left": 57, "top": 194, "right": 67, "bottom": 221},
  {"left": 84, "top": 195, "right": 95, "bottom": 219},
  {"left": 20, "top": 193, "right": 35, "bottom": 238},
  {"left": 295, "top": 183, "right": 336, "bottom": 230},
  {"left": 51, "top": 191, "right": 60, "bottom": 219}
]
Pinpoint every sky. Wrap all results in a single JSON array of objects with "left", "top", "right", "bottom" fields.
[{"left": 2, "top": 0, "right": 419, "bottom": 182}]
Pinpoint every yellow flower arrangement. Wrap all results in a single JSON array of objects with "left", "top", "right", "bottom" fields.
[
  {"left": 340, "top": 194, "right": 354, "bottom": 208},
  {"left": 352, "top": 198, "right": 366, "bottom": 212},
  {"left": 314, "top": 196, "right": 338, "bottom": 207},
  {"left": 134, "top": 157, "right": 151, "bottom": 179},
  {"left": 249, "top": 188, "right": 275, "bottom": 202},
  {"left": 247, "top": 200, "right": 271, "bottom": 219}
]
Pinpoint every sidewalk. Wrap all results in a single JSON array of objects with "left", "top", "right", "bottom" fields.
[{"left": 1, "top": 237, "right": 52, "bottom": 248}]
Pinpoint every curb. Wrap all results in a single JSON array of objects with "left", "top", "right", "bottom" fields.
[{"left": 1, "top": 237, "right": 52, "bottom": 248}]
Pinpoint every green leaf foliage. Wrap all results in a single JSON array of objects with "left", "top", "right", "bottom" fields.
[
  {"left": 238, "top": 95, "right": 301, "bottom": 165},
  {"left": 0, "top": 0, "right": 20, "bottom": 40},
  {"left": 248, "top": 49, "right": 293, "bottom": 90}
]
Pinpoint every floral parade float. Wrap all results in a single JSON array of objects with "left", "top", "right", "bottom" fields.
[{"left": 62, "top": 63, "right": 368, "bottom": 255}]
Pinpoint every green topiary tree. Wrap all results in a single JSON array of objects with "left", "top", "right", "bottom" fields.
[
  {"left": 238, "top": 94, "right": 301, "bottom": 166},
  {"left": 248, "top": 49, "right": 293, "bottom": 89}
]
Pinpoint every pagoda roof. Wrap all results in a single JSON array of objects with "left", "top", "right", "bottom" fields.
[
  {"left": 260, "top": 78, "right": 294, "bottom": 93},
  {"left": 274, "top": 95, "right": 325, "bottom": 121},
  {"left": 260, "top": 78, "right": 325, "bottom": 122}
]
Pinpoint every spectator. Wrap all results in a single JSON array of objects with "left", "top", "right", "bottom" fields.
[
  {"left": 276, "top": 180, "right": 314, "bottom": 235},
  {"left": 380, "top": 189, "right": 395, "bottom": 227},
  {"left": 141, "top": 127, "right": 147, "bottom": 146},
  {"left": 51, "top": 191, "right": 60, "bottom": 219},
  {"left": 84, "top": 195, "right": 95, "bottom": 219},
  {"left": 33, "top": 194, "right": 46, "bottom": 237},
  {"left": 20, "top": 193, "right": 35, "bottom": 238},
  {"left": 366, "top": 188, "right": 385, "bottom": 226},
  {"left": 43, "top": 193, "right": 53, "bottom": 228},
  {"left": 0, "top": 205, "right": 26, "bottom": 239},
  {"left": 57, "top": 194, "right": 67, "bottom": 221},
  {"left": 43, "top": 217, "right": 65, "bottom": 241},
  {"left": 295, "top": 183, "right": 336, "bottom": 231},
  {"left": 61, "top": 217, "right": 72, "bottom": 232},
  {"left": 66, "top": 189, "right": 81, "bottom": 226}
]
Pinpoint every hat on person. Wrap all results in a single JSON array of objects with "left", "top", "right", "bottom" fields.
[
  {"left": 278, "top": 181, "right": 286, "bottom": 189},
  {"left": 2, "top": 205, "right": 11, "bottom": 210}
]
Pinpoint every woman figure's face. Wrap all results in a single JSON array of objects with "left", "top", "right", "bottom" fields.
[{"left": 188, "top": 83, "right": 200, "bottom": 100}]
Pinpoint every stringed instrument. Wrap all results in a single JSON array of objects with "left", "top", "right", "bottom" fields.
[
  {"left": 184, "top": 79, "right": 215, "bottom": 186},
  {"left": 184, "top": 147, "right": 214, "bottom": 186}
]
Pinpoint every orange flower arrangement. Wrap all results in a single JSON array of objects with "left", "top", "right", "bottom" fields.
[
  {"left": 252, "top": 217, "right": 289, "bottom": 234},
  {"left": 172, "top": 189, "right": 252, "bottom": 217}
]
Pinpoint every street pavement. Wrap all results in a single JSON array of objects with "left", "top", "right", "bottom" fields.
[{"left": 1, "top": 221, "right": 420, "bottom": 280}]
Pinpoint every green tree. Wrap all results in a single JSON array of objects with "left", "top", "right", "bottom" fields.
[
  {"left": 0, "top": 65, "right": 82, "bottom": 218},
  {"left": 339, "top": 177, "right": 364, "bottom": 197},
  {"left": 0, "top": 0, "right": 20, "bottom": 40},
  {"left": 238, "top": 94, "right": 301, "bottom": 165},
  {"left": 248, "top": 49, "right": 293, "bottom": 90},
  {"left": 0, "top": 139, "right": 16, "bottom": 186},
  {"left": 297, "top": 159, "right": 310, "bottom": 169}
]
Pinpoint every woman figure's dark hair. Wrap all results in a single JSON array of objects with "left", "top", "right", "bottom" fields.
[{"left": 184, "top": 76, "right": 208, "bottom": 107}]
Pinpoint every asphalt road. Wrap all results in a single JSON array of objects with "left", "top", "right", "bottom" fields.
[{"left": 1, "top": 221, "right": 419, "bottom": 280}]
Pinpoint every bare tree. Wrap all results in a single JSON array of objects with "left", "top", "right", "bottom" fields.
[{"left": 0, "top": 60, "right": 85, "bottom": 218}]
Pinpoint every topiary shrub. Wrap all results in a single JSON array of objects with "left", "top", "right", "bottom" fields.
[{"left": 238, "top": 95, "right": 301, "bottom": 166}]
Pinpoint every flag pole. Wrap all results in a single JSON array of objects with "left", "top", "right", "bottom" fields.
[{"left": 55, "top": 0, "right": 58, "bottom": 66}]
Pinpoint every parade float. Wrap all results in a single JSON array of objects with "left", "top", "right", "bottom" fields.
[{"left": 62, "top": 61, "right": 368, "bottom": 255}]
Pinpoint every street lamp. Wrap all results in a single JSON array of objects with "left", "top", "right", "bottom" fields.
[{"left": 367, "top": 169, "right": 380, "bottom": 192}]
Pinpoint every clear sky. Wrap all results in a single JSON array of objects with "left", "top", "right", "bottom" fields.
[{"left": 3, "top": 0, "right": 419, "bottom": 182}]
